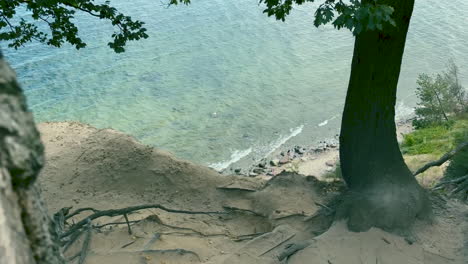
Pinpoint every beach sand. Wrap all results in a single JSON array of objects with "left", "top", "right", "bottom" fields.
[{"left": 37, "top": 121, "right": 467, "bottom": 264}]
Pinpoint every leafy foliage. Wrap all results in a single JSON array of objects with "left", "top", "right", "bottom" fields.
[
  {"left": 158, "top": 0, "right": 399, "bottom": 36},
  {"left": 413, "top": 61, "right": 468, "bottom": 129},
  {"left": 258, "top": 0, "right": 395, "bottom": 34},
  {"left": 1, "top": 0, "right": 400, "bottom": 52},
  {"left": 0, "top": 0, "right": 149, "bottom": 53}
]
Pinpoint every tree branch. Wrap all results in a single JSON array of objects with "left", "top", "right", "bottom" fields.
[{"left": 413, "top": 141, "right": 468, "bottom": 176}]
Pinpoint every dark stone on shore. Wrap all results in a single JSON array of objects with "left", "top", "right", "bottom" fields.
[
  {"left": 258, "top": 160, "right": 267, "bottom": 168},
  {"left": 294, "top": 145, "right": 306, "bottom": 155},
  {"left": 234, "top": 168, "right": 241, "bottom": 174},
  {"left": 253, "top": 168, "right": 264, "bottom": 174},
  {"left": 270, "top": 159, "right": 280, "bottom": 166},
  {"left": 279, "top": 156, "right": 290, "bottom": 165}
]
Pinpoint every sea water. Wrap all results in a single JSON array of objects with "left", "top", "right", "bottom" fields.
[{"left": 4, "top": 0, "right": 468, "bottom": 170}]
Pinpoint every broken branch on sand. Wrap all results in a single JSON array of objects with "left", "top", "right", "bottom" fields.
[{"left": 413, "top": 141, "right": 468, "bottom": 176}]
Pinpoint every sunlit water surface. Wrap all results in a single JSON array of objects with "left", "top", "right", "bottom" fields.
[{"left": 5, "top": 0, "right": 468, "bottom": 170}]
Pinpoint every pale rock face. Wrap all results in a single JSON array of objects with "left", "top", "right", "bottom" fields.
[{"left": 0, "top": 54, "right": 64, "bottom": 264}]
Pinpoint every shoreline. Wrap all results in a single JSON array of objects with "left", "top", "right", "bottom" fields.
[{"left": 227, "top": 117, "right": 415, "bottom": 180}]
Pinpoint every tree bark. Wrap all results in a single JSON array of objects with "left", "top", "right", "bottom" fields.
[
  {"left": 0, "top": 51, "right": 64, "bottom": 263},
  {"left": 339, "top": 0, "right": 430, "bottom": 231}
]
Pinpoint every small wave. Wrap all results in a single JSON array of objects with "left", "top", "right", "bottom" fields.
[
  {"left": 264, "top": 125, "right": 304, "bottom": 157},
  {"left": 318, "top": 115, "right": 338, "bottom": 127},
  {"left": 395, "top": 101, "right": 415, "bottom": 121},
  {"left": 208, "top": 125, "right": 305, "bottom": 171},
  {"left": 318, "top": 120, "right": 328, "bottom": 127},
  {"left": 209, "top": 148, "right": 252, "bottom": 171}
]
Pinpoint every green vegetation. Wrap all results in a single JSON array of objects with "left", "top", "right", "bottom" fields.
[
  {"left": 402, "top": 62, "right": 467, "bottom": 196},
  {"left": 1, "top": 0, "right": 398, "bottom": 53},
  {"left": 413, "top": 61, "right": 468, "bottom": 129},
  {"left": 0, "top": 0, "right": 148, "bottom": 53},
  {"left": 401, "top": 117, "right": 468, "bottom": 155},
  {"left": 403, "top": 61, "right": 467, "bottom": 156}
]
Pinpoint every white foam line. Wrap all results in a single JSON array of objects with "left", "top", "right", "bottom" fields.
[
  {"left": 318, "top": 120, "right": 328, "bottom": 127},
  {"left": 264, "top": 125, "right": 304, "bottom": 157},
  {"left": 395, "top": 101, "right": 415, "bottom": 121},
  {"left": 208, "top": 125, "right": 305, "bottom": 172},
  {"left": 318, "top": 114, "right": 338, "bottom": 127},
  {"left": 209, "top": 147, "right": 253, "bottom": 171}
]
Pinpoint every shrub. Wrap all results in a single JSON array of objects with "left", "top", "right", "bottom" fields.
[{"left": 413, "top": 61, "right": 468, "bottom": 129}]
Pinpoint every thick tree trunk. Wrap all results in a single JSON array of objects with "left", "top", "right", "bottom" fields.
[
  {"left": 339, "top": 0, "right": 430, "bottom": 231},
  {"left": 0, "top": 51, "right": 64, "bottom": 263}
]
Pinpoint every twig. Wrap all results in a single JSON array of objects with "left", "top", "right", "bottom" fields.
[
  {"left": 53, "top": 207, "right": 69, "bottom": 235},
  {"left": 123, "top": 213, "right": 132, "bottom": 235},
  {"left": 61, "top": 204, "right": 226, "bottom": 238},
  {"left": 78, "top": 224, "right": 92, "bottom": 264},
  {"left": 143, "top": 233, "right": 161, "bottom": 250},
  {"left": 314, "top": 202, "right": 333, "bottom": 212},
  {"left": 158, "top": 222, "right": 226, "bottom": 237},
  {"left": 278, "top": 239, "right": 314, "bottom": 261},
  {"left": 66, "top": 207, "right": 100, "bottom": 220},
  {"left": 66, "top": 252, "right": 81, "bottom": 262},
  {"left": 141, "top": 249, "right": 201, "bottom": 261},
  {"left": 432, "top": 175, "right": 468, "bottom": 190},
  {"left": 222, "top": 206, "right": 264, "bottom": 216},
  {"left": 93, "top": 220, "right": 142, "bottom": 229},
  {"left": 450, "top": 178, "right": 468, "bottom": 196},
  {"left": 233, "top": 232, "right": 267, "bottom": 242},
  {"left": 62, "top": 227, "right": 85, "bottom": 253},
  {"left": 121, "top": 240, "right": 136, "bottom": 249},
  {"left": 259, "top": 233, "right": 296, "bottom": 257},
  {"left": 413, "top": 141, "right": 468, "bottom": 176}
]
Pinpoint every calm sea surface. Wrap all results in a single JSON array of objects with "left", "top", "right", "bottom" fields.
[{"left": 4, "top": 0, "right": 468, "bottom": 170}]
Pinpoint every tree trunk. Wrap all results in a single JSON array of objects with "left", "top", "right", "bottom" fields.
[
  {"left": 339, "top": 0, "right": 430, "bottom": 232},
  {"left": 0, "top": 51, "right": 64, "bottom": 263}
]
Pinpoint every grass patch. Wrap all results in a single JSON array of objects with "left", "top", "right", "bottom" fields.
[{"left": 401, "top": 118, "right": 468, "bottom": 156}]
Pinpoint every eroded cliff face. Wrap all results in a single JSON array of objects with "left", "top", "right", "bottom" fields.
[{"left": 0, "top": 52, "right": 63, "bottom": 264}]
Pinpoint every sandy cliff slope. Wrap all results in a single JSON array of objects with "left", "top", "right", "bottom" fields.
[{"left": 37, "top": 122, "right": 467, "bottom": 264}]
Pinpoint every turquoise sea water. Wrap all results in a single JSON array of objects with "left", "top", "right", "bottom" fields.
[{"left": 4, "top": 0, "right": 468, "bottom": 170}]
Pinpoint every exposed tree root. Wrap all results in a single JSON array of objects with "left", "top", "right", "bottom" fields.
[
  {"left": 432, "top": 175, "right": 468, "bottom": 190},
  {"left": 413, "top": 141, "right": 468, "bottom": 176},
  {"left": 52, "top": 204, "right": 278, "bottom": 263},
  {"left": 60, "top": 204, "right": 226, "bottom": 238},
  {"left": 53, "top": 204, "right": 229, "bottom": 263},
  {"left": 450, "top": 177, "right": 468, "bottom": 198},
  {"left": 432, "top": 174, "right": 468, "bottom": 200},
  {"left": 78, "top": 224, "right": 92, "bottom": 264},
  {"left": 336, "top": 181, "right": 431, "bottom": 232},
  {"left": 139, "top": 249, "right": 201, "bottom": 262}
]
